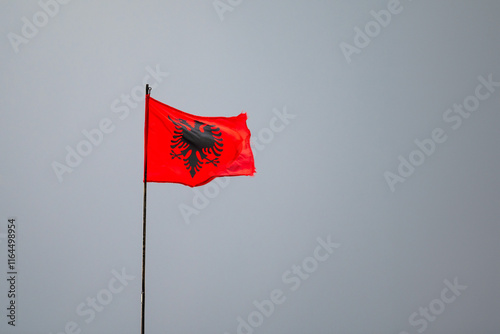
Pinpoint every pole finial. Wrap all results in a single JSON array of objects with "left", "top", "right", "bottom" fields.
[{"left": 146, "top": 84, "right": 152, "bottom": 96}]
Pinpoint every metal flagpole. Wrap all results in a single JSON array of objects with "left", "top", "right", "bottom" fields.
[{"left": 141, "top": 84, "right": 152, "bottom": 334}]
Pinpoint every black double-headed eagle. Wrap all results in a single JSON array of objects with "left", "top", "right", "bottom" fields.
[{"left": 168, "top": 116, "right": 224, "bottom": 177}]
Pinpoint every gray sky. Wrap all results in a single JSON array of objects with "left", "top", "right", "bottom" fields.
[{"left": 1, "top": 0, "right": 499, "bottom": 333}]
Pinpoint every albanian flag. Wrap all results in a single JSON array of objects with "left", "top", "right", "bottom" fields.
[{"left": 144, "top": 95, "right": 255, "bottom": 187}]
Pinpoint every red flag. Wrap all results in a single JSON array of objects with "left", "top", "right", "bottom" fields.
[{"left": 144, "top": 96, "right": 255, "bottom": 187}]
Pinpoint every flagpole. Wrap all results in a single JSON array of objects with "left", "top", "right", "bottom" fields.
[{"left": 141, "top": 84, "right": 151, "bottom": 334}]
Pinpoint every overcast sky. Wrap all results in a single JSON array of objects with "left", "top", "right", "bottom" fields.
[{"left": 1, "top": 1, "right": 499, "bottom": 333}]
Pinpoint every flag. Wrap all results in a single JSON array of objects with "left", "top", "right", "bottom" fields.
[{"left": 144, "top": 96, "right": 255, "bottom": 187}]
